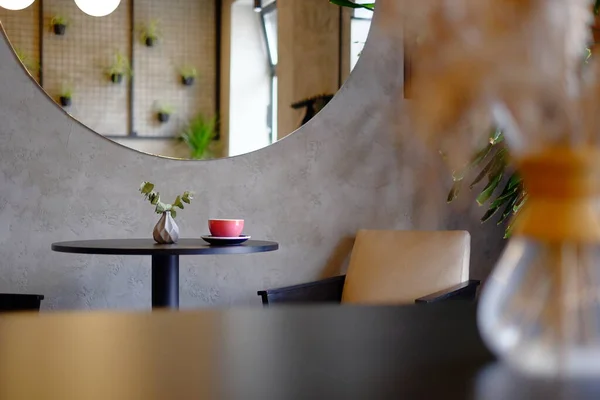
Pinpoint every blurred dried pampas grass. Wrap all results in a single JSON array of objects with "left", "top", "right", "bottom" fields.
[{"left": 404, "top": 0, "right": 594, "bottom": 170}]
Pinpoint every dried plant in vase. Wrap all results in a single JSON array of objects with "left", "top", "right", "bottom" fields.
[
  {"left": 403, "top": 0, "right": 600, "bottom": 377},
  {"left": 139, "top": 182, "right": 194, "bottom": 244}
]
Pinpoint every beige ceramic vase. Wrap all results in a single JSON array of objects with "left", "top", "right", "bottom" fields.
[{"left": 153, "top": 211, "right": 180, "bottom": 244}]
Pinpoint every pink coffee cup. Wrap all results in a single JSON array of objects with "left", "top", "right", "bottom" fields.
[{"left": 209, "top": 219, "right": 244, "bottom": 237}]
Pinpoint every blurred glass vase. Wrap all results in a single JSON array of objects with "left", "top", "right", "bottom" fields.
[{"left": 478, "top": 147, "right": 600, "bottom": 377}]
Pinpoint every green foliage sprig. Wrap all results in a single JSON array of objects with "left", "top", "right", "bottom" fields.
[
  {"left": 446, "top": 130, "right": 526, "bottom": 239},
  {"left": 139, "top": 182, "right": 194, "bottom": 218},
  {"left": 329, "top": 0, "right": 374, "bottom": 11}
]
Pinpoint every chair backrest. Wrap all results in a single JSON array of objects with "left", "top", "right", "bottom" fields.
[{"left": 341, "top": 230, "right": 470, "bottom": 305}]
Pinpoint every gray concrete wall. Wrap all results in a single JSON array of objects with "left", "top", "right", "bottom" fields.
[{"left": 0, "top": 0, "right": 505, "bottom": 311}]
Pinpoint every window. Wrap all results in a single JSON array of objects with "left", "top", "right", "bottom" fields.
[
  {"left": 350, "top": 1, "right": 374, "bottom": 70},
  {"left": 260, "top": 2, "right": 278, "bottom": 143}
]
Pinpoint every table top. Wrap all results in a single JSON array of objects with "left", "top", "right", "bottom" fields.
[
  {"left": 0, "top": 304, "right": 596, "bottom": 399},
  {"left": 51, "top": 239, "right": 279, "bottom": 256}
]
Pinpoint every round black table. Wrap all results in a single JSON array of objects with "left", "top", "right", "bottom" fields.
[{"left": 51, "top": 239, "right": 279, "bottom": 309}]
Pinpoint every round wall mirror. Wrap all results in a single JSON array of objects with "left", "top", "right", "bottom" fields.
[{"left": 0, "top": 0, "right": 374, "bottom": 159}]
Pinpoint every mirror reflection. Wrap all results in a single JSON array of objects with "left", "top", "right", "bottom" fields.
[{"left": 0, "top": 0, "right": 373, "bottom": 159}]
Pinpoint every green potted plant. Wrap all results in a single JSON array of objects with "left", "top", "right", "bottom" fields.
[
  {"left": 140, "top": 20, "right": 161, "bottom": 47},
  {"left": 156, "top": 104, "right": 174, "bottom": 123},
  {"left": 50, "top": 15, "right": 68, "bottom": 35},
  {"left": 139, "top": 181, "right": 194, "bottom": 244},
  {"left": 58, "top": 85, "right": 73, "bottom": 107},
  {"left": 179, "top": 114, "right": 218, "bottom": 159},
  {"left": 107, "top": 51, "right": 132, "bottom": 84},
  {"left": 180, "top": 66, "right": 197, "bottom": 86}
]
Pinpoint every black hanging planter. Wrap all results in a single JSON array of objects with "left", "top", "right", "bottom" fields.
[
  {"left": 157, "top": 112, "right": 170, "bottom": 123},
  {"left": 59, "top": 96, "right": 71, "bottom": 107},
  {"left": 145, "top": 37, "right": 155, "bottom": 47},
  {"left": 111, "top": 73, "right": 123, "bottom": 84},
  {"left": 53, "top": 23, "right": 66, "bottom": 35},
  {"left": 181, "top": 76, "right": 195, "bottom": 86}
]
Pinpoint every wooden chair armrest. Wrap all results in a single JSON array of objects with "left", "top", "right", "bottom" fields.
[
  {"left": 414, "top": 280, "right": 481, "bottom": 304},
  {"left": 258, "top": 275, "right": 346, "bottom": 306}
]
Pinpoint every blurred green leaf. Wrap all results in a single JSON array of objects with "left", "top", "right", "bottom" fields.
[
  {"left": 489, "top": 175, "right": 521, "bottom": 209},
  {"left": 180, "top": 114, "right": 218, "bottom": 160},
  {"left": 476, "top": 170, "right": 503, "bottom": 206},
  {"left": 498, "top": 194, "right": 519, "bottom": 225},
  {"left": 171, "top": 209, "right": 177, "bottom": 218},
  {"left": 504, "top": 220, "right": 516, "bottom": 239},
  {"left": 481, "top": 204, "right": 502, "bottom": 223},
  {"left": 173, "top": 195, "right": 184, "bottom": 209},
  {"left": 447, "top": 181, "right": 462, "bottom": 203},
  {"left": 452, "top": 143, "right": 493, "bottom": 182},
  {"left": 329, "top": 0, "right": 375, "bottom": 10},
  {"left": 149, "top": 192, "right": 160, "bottom": 205},
  {"left": 140, "top": 182, "right": 154, "bottom": 195},
  {"left": 470, "top": 148, "right": 506, "bottom": 189},
  {"left": 155, "top": 201, "right": 167, "bottom": 214},
  {"left": 481, "top": 186, "right": 519, "bottom": 223},
  {"left": 489, "top": 129, "right": 504, "bottom": 145},
  {"left": 513, "top": 191, "right": 528, "bottom": 214}
]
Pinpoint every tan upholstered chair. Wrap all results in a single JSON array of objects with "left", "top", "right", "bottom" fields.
[{"left": 258, "top": 230, "right": 479, "bottom": 306}]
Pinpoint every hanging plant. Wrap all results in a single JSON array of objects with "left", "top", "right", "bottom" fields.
[
  {"left": 106, "top": 51, "right": 132, "bottom": 84},
  {"left": 50, "top": 15, "right": 68, "bottom": 35},
  {"left": 180, "top": 66, "right": 197, "bottom": 86},
  {"left": 58, "top": 84, "right": 73, "bottom": 107},
  {"left": 156, "top": 104, "right": 174, "bottom": 123},
  {"left": 140, "top": 20, "right": 161, "bottom": 47}
]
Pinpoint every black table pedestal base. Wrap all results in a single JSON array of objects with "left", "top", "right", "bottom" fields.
[{"left": 152, "top": 255, "right": 179, "bottom": 309}]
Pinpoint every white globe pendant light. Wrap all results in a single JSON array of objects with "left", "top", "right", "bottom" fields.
[
  {"left": 74, "top": 0, "right": 121, "bottom": 17},
  {"left": 0, "top": 0, "right": 36, "bottom": 11}
]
